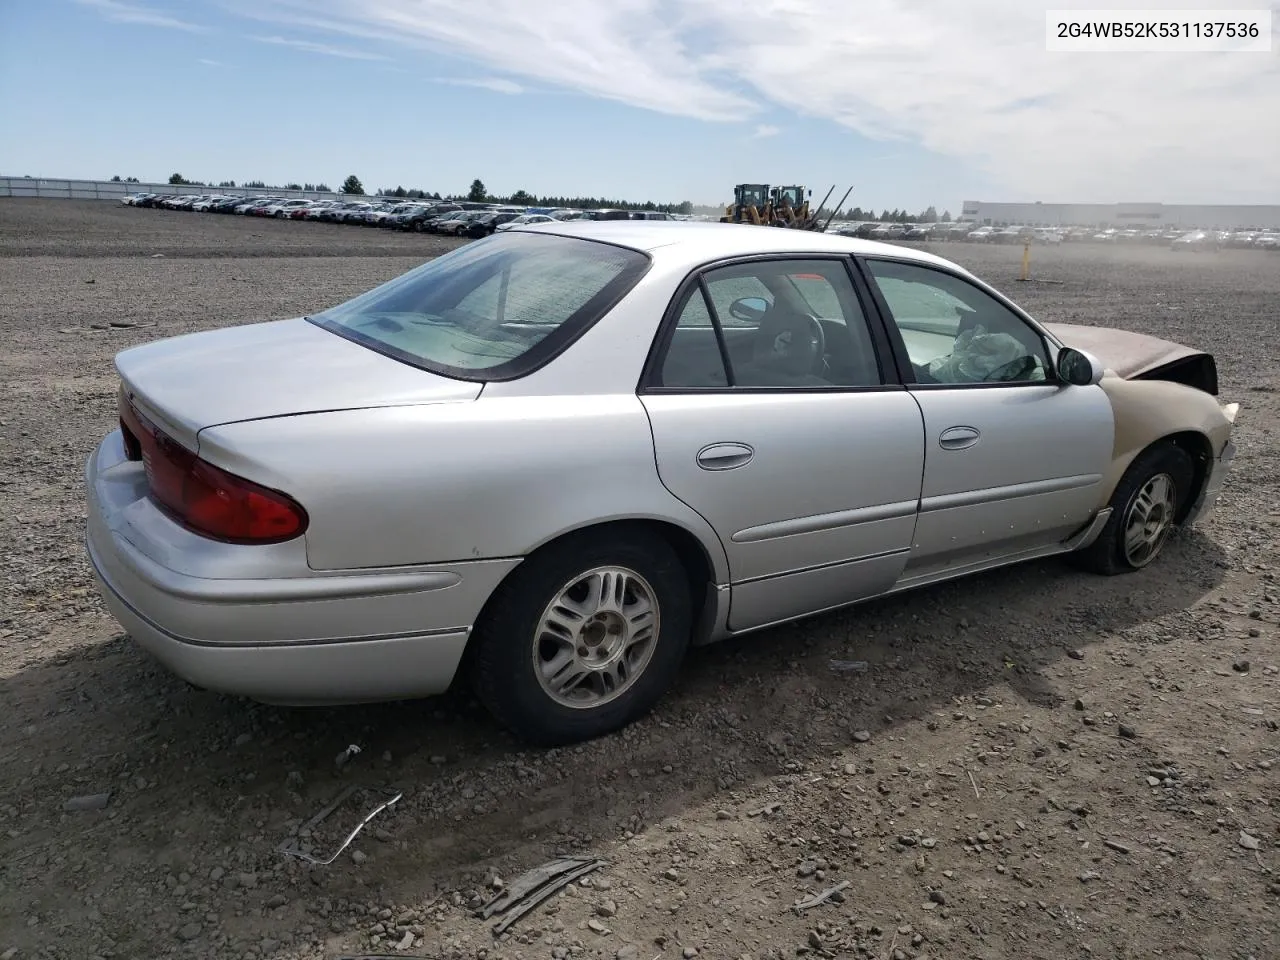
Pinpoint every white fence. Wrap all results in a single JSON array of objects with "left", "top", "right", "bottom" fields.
[{"left": 0, "top": 176, "right": 350, "bottom": 203}]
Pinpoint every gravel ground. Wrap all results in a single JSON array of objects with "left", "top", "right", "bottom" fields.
[{"left": 0, "top": 200, "right": 1276, "bottom": 960}]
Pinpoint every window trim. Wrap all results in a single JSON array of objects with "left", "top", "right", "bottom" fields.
[
  {"left": 638, "top": 253, "right": 904, "bottom": 396},
  {"left": 853, "top": 255, "right": 1066, "bottom": 390},
  {"left": 308, "top": 233, "right": 653, "bottom": 384},
  {"left": 698, "top": 275, "right": 738, "bottom": 387}
]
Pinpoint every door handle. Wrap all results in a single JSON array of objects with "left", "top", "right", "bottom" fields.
[
  {"left": 938, "top": 426, "right": 980, "bottom": 450},
  {"left": 696, "top": 442, "right": 755, "bottom": 471}
]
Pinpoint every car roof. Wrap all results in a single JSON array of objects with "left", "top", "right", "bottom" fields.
[{"left": 505, "top": 219, "right": 965, "bottom": 272}]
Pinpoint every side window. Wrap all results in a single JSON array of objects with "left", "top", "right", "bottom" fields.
[
  {"left": 656, "top": 259, "right": 883, "bottom": 389},
  {"left": 659, "top": 288, "right": 729, "bottom": 388},
  {"left": 703, "top": 275, "right": 773, "bottom": 327},
  {"left": 864, "top": 259, "right": 1050, "bottom": 385}
]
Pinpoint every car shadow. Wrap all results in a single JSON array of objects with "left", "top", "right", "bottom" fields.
[{"left": 0, "top": 528, "right": 1227, "bottom": 950}]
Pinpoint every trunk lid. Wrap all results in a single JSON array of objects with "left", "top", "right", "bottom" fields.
[
  {"left": 1045, "top": 322, "right": 1219, "bottom": 395},
  {"left": 115, "top": 317, "right": 481, "bottom": 448}
]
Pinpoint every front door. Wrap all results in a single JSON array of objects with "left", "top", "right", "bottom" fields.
[
  {"left": 859, "top": 257, "right": 1115, "bottom": 579},
  {"left": 640, "top": 256, "right": 926, "bottom": 632}
]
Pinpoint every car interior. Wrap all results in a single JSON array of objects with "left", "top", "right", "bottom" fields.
[
  {"left": 655, "top": 263, "right": 883, "bottom": 389},
  {"left": 655, "top": 258, "right": 1058, "bottom": 390},
  {"left": 864, "top": 261, "right": 1051, "bottom": 383}
]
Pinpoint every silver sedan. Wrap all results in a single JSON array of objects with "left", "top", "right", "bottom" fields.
[{"left": 85, "top": 221, "right": 1239, "bottom": 744}]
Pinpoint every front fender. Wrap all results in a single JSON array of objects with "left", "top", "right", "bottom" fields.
[{"left": 1097, "top": 375, "right": 1235, "bottom": 501}]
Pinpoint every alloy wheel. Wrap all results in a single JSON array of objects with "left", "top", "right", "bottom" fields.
[
  {"left": 1123, "top": 472, "right": 1176, "bottom": 567},
  {"left": 532, "top": 566, "right": 660, "bottom": 709}
]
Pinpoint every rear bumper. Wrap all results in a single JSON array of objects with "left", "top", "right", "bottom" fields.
[
  {"left": 1186, "top": 440, "right": 1236, "bottom": 526},
  {"left": 89, "top": 558, "right": 473, "bottom": 705},
  {"left": 85, "top": 430, "right": 521, "bottom": 705}
]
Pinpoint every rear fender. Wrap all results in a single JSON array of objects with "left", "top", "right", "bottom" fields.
[{"left": 195, "top": 396, "right": 732, "bottom": 583}]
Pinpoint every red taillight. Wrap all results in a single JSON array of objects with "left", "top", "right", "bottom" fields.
[{"left": 118, "top": 390, "right": 307, "bottom": 544}]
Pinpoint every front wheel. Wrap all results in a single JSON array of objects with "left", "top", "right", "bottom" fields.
[
  {"left": 1071, "top": 442, "right": 1195, "bottom": 575},
  {"left": 468, "top": 530, "right": 692, "bottom": 746}
]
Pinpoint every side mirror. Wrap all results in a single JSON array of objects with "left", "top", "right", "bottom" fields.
[
  {"left": 1057, "top": 346, "right": 1104, "bottom": 386},
  {"left": 728, "top": 296, "right": 769, "bottom": 323}
]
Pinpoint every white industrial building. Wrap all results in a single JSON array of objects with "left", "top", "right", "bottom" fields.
[{"left": 959, "top": 201, "right": 1280, "bottom": 230}]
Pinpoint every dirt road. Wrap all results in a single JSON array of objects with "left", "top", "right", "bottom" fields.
[{"left": 0, "top": 200, "right": 1275, "bottom": 960}]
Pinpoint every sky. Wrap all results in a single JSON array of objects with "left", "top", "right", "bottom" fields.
[{"left": 1, "top": 0, "right": 1277, "bottom": 211}]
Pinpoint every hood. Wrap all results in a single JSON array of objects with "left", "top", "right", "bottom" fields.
[
  {"left": 1045, "top": 322, "right": 1218, "bottom": 395},
  {"left": 115, "top": 317, "right": 481, "bottom": 448}
]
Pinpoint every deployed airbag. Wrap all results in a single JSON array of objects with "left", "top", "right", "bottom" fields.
[{"left": 926, "top": 325, "right": 1047, "bottom": 383}]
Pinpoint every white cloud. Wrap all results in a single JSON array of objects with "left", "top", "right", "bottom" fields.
[
  {"left": 76, "top": 0, "right": 207, "bottom": 31},
  {"left": 220, "top": 0, "right": 754, "bottom": 120},
  {"left": 698, "top": 0, "right": 1280, "bottom": 202},
  {"left": 435, "top": 77, "right": 524, "bottom": 95},
  {"left": 250, "top": 34, "right": 389, "bottom": 61},
  {"left": 752, "top": 124, "right": 780, "bottom": 138},
  {"left": 222, "top": 0, "right": 1280, "bottom": 202},
  {"left": 198, "top": 58, "right": 224, "bottom": 67}
]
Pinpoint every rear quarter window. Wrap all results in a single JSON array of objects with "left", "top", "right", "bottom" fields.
[{"left": 310, "top": 232, "right": 651, "bottom": 381}]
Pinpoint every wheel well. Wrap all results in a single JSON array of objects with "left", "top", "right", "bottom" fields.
[
  {"left": 1162, "top": 431, "right": 1213, "bottom": 522},
  {"left": 474, "top": 519, "right": 719, "bottom": 645},
  {"left": 540, "top": 520, "right": 718, "bottom": 635}
]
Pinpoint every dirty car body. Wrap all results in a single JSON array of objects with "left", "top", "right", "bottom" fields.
[{"left": 84, "top": 221, "right": 1240, "bottom": 744}]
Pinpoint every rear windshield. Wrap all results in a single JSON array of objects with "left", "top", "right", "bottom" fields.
[{"left": 309, "top": 232, "right": 650, "bottom": 381}]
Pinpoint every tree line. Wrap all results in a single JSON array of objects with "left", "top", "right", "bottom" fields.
[
  {"left": 113, "top": 173, "right": 694, "bottom": 213},
  {"left": 374, "top": 178, "right": 695, "bottom": 215},
  {"left": 833, "top": 205, "right": 953, "bottom": 223},
  {"left": 108, "top": 173, "right": 948, "bottom": 221}
]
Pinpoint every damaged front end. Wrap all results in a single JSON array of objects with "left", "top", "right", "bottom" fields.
[
  {"left": 1044, "top": 323, "right": 1240, "bottom": 526},
  {"left": 1045, "top": 322, "right": 1221, "bottom": 395}
]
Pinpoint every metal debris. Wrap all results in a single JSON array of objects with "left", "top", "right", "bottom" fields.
[
  {"left": 335, "top": 743, "right": 363, "bottom": 768},
  {"left": 792, "top": 880, "right": 850, "bottom": 914},
  {"left": 63, "top": 792, "right": 112, "bottom": 812},
  {"left": 476, "top": 856, "right": 608, "bottom": 936},
  {"left": 827, "top": 659, "right": 869, "bottom": 673},
  {"left": 277, "top": 784, "right": 402, "bottom": 865}
]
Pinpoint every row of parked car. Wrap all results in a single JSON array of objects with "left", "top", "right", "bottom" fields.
[
  {"left": 830, "top": 221, "right": 1057, "bottom": 244},
  {"left": 120, "top": 192, "right": 680, "bottom": 239},
  {"left": 119, "top": 193, "right": 1279, "bottom": 251},
  {"left": 830, "top": 219, "right": 1279, "bottom": 251}
]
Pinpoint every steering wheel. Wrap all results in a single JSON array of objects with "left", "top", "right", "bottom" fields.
[
  {"left": 798, "top": 312, "right": 828, "bottom": 375},
  {"left": 751, "top": 306, "right": 829, "bottom": 381}
]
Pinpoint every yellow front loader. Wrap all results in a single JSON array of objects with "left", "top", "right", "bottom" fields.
[{"left": 720, "top": 184, "right": 851, "bottom": 231}]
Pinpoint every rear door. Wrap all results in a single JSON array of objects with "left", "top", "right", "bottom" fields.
[
  {"left": 640, "top": 256, "right": 926, "bottom": 632},
  {"left": 858, "top": 256, "right": 1114, "bottom": 582}
]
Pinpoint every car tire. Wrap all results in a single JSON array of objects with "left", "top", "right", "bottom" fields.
[
  {"left": 1071, "top": 441, "right": 1195, "bottom": 576},
  {"left": 468, "top": 529, "right": 692, "bottom": 746}
]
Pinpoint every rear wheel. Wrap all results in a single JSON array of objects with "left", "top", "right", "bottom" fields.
[
  {"left": 469, "top": 530, "right": 692, "bottom": 746},
  {"left": 1072, "top": 442, "right": 1194, "bottom": 575}
]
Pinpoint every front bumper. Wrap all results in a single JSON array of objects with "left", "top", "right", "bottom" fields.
[
  {"left": 85, "top": 431, "right": 521, "bottom": 705},
  {"left": 1186, "top": 439, "right": 1237, "bottom": 525}
]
